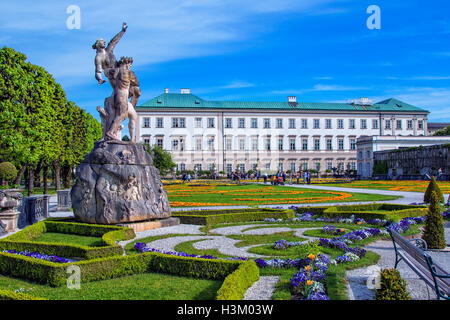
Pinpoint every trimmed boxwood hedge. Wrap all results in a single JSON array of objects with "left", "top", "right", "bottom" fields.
[
  {"left": 216, "top": 260, "right": 259, "bottom": 300},
  {"left": 295, "top": 204, "right": 427, "bottom": 222},
  {"left": 0, "top": 220, "right": 136, "bottom": 259},
  {"left": 173, "top": 208, "right": 295, "bottom": 225}
]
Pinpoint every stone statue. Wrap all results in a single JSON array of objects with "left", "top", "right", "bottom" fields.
[
  {"left": 93, "top": 23, "right": 140, "bottom": 143},
  {"left": 71, "top": 23, "right": 175, "bottom": 228}
]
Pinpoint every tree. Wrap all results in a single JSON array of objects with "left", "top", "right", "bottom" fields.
[
  {"left": 433, "top": 125, "right": 450, "bottom": 136},
  {"left": 0, "top": 162, "right": 17, "bottom": 186},
  {"left": 424, "top": 176, "right": 444, "bottom": 203},
  {"left": 144, "top": 144, "right": 176, "bottom": 176},
  {"left": 422, "top": 191, "right": 446, "bottom": 249},
  {"left": 122, "top": 135, "right": 130, "bottom": 141}
]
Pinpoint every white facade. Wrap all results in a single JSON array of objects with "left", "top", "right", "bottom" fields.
[{"left": 136, "top": 92, "right": 428, "bottom": 174}]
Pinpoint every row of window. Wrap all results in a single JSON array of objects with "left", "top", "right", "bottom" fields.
[
  {"left": 177, "top": 161, "right": 357, "bottom": 174},
  {"left": 143, "top": 136, "right": 358, "bottom": 152},
  {"left": 142, "top": 116, "right": 425, "bottom": 130}
]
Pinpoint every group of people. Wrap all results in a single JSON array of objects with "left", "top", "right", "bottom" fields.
[{"left": 262, "top": 170, "right": 312, "bottom": 185}]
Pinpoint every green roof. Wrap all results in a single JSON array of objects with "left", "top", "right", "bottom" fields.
[{"left": 136, "top": 93, "right": 429, "bottom": 113}]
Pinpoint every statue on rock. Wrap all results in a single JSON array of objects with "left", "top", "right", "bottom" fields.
[{"left": 70, "top": 23, "right": 174, "bottom": 227}]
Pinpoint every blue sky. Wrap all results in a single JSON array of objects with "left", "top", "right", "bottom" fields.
[{"left": 1, "top": 0, "right": 450, "bottom": 137}]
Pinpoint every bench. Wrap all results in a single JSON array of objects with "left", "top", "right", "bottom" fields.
[{"left": 388, "top": 229, "right": 450, "bottom": 300}]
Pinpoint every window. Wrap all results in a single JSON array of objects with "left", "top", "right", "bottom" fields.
[
  {"left": 238, "top": 118, "right": 245, "bottom": 128},
  {"left": 301, "top": 161, "right": 308, "bottom": 171},
  {"left": 172, "top": 139, "right": 179, "bottom": 151},
  {"left": 350, "top": 138, "right": 356, "bottom": 150},
  {"left": 195, "top": 138, "right": 202, "bottom": 151},
  {"left": 207, "top": 118, "right": 215, "bottom": 128},
  {"left": 325, "top": 119, "right": 332, "bottom": 129},
  {"left": 179, "top": 138, "right": 185, "bottom": 151},
  {"left": 396, "top": 120, "right": 402, "bottom": 129},
  {"left": 289, "top": 119, "right": 295, "bottom": 129},
  {"left": 208, "top": 163, "right": 215, "bottom": 171},
  {"left": 195, "top": 117, "right": 202, "bottom": 128},
  {"left": 349, "top": 119, "right": 356, "bottom": 129},
  {"left": 290, "top": 162, "right": 296, "bottom": 173},
  {"left": 327, "top": 161, "right": 333, "bottom": 171},
  {"left": 225, "top": 138, "right": 232, "bottom": 151},
  {"left": 418, "top": 120, "right": 423, "bottom": 130},
  {"left": 238, "top": 163, "right": 245, "bottom": 172},
  {"left": 252, "top": 163, "right": 258, "bottom": 171},
  {"left": 385, "top": 120, "right": 391, "bottom": 129},
  {"left": 278, "top": 137, "right": 283, "bottom": 151},
  {"left": 350, "top": 162, "right": 356, "bottom": 171},
  {"left": 172, "top": 117, "right": 186, "bottom": 128},
  {"left": 179, "top": 163, "right": 186, "bottom": 172},
  {"left": 302, "top": 139, "right": 308, "bottom": 151},
  {"left": 225, "top": 118, "right": 232, "bottom": 128},
  {"left": 276, "top": 118, "right": 283, "bottom": 128},
  {"left": 239, "top": 138, "right": 245, "bottom": 151},
  {"left": 315, "top": 162, "right": 320, "bottom": 171},
  {"left": 196, "top": 164, "right": 202, "bottom": 171},
  {"left": 301, "top": 119, "right": 308, "bottom": 129},
  {"left": 279, "top": 162, "right": 284, "bottom": 172},
  {"left": 207, "top": 136, "right": 215, "bottom": 151},
  {"left": 337, "top": 119, "right": 344, "bottom": 129},
  {"left": 251, "top": 118, "right": 258, "bottom": 128},
  {"left": 226, "top": 163, "right": 233, "bottom": 174},
  {"left": 314, "top": 139, "right": 320, "bottom": 151},
  {"left": 143, "top": 137, "right": 151, "bottom": 145},
  {"left": 289, "top": 138, "right": 296, "bottom": 151},
  {"left": 143, "top": 117, "right": 150, "bottom": 128},
  {"left": 265, "top": 138, "right": 271, "bottom": 151},
  {"left": 264, "top": 118, "right": 271, "bottom": 129},
  {"left": 156, "top": 117, "right": 164, "bottom": 128},
  {"left": 251, "top": 137, "right": 258, "bottom": 151},
  {"left": 338, "top": 138, "right": 344, "bottom": 151},
  {"left": 407, "top": 120, "right": 413, "bottom": 129},
  {"left": 326, "top": 139, "right": 332, "bottom": 151},
  {"left": 372, "top": 119, "right": 379, "bottom": 129},
  {"left": 338, "top": 162, "right": 344, "bottom": 172},
  {"left": 313, "top": 119, "right": 320, "bottom": 129},
  {"left": 265, "top": 163, "right": 271, "bottom": 170},
  {"left": 156, "top": 137, "right": 163, "bottom": 148},
  {"left": 361, "top": 119, "right": 367, "bottom": 129}
]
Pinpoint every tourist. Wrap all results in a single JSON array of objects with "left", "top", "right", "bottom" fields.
[
  {"left": 296, "top": 171, "right": 300, "bottom": 184},
  {"left": 187, "top": 173, "right": 191, "bottom": 182},
  {"left": 263, "top": 172, "right": 268, "bottom": 184}
]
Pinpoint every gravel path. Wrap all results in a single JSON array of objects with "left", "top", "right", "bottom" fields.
[
  {"left": 244, "top": 276, "right": 280, "bottom": 300},
  {"left": 346, "top": 222, "right": 450, "bottom": 300}
]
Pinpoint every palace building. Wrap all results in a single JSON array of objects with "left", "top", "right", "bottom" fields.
[{"left": 135, "top": 88, "right": 429, "bottom": 175}]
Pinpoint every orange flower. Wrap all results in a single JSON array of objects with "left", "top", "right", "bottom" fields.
[
  {"left": 306, "top": 280, "right": 314, "bottom": 286},
  {"left": 307, "top": 254, "right": 315, "bottom": 260},
  {"left": 305, "top": 266, "right": 311, "bottom": 272}
]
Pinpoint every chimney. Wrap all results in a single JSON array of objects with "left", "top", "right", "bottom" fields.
[
  {"left": 181, "top": 88, "right": 190, "bottom": 94},
  {"left": 164, "top": 88, "right": 169, "bottom": 93},
  {"left": 288, "top": 96, "right": 297, "bottom": 103}
]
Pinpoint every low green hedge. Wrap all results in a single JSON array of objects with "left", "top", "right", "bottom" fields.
[
  {"left": 323, "top": 204, "right": 427, "bottom": 222},
  {"left": 0, "top": 220, "right": 136, "bottom": 259},
  {"left": 0, "top": 249, "right": 255, "bottom": 290},
  {"left": 216, "top": 260, "right": 260, "bottom": 300},
  {"left": 173, "top": 208, "right": 295, "bottom": 225},
  {"left": 0, "top": 289, "right": 46, "bottom": 300}
]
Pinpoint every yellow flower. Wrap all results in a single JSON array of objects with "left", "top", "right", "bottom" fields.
[
  {"left": 305, "top": 266, "right": 311, "bottom": 272},
  {"left": 308, "top": 254, "right": 315, "bottom": 260},
  {"left": 306, "top": 280, "right": 314, "bottom": 286}
]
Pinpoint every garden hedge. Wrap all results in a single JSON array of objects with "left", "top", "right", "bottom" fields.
[
  {"left": 0, "top": 249, "right": 258, "bottom": 293},
  {"left": 0, "top": 220, "right": 136, "bottom": 259},
  {"left": 173, "top": 208, "right": 295, "bottom": 225},
  {"left": 216, "top": 260, "right": 259, "bottom": 300}
]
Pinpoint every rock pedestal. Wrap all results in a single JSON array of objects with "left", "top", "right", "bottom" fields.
[
  {"left": 71, "top": 140, "right": 172, "bottom": 225},
  {"left": 0, "top": 189, "right": 23, "bottom": 233}
]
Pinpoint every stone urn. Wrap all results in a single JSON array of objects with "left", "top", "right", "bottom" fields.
[
  {"left": 71, "top": 140, "right": 172, "bottom": 225},
  {"left": 0, "top": 189, "right": 23, "bottom": 233}
]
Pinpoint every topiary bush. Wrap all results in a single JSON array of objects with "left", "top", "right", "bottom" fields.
[
  {"left": 0, "top": 162, "right": 17, "bottom": 186},
  {"left": 424, "top": 176, "right": 444, "bottom": 203},
  {"left": 422, "top": 191, "right": 446, "bottom": 249},
  {"left": 375, "top": 268, "right": 411, "bottom": 300}
]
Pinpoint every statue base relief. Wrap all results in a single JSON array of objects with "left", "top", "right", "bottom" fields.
[{"left": 71, "top": 140, "right": 172, "bottom": 225}]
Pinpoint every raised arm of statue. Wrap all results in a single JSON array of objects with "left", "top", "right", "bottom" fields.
[{"left": 106, "top": 22, "right": 128, "bottom": 53}]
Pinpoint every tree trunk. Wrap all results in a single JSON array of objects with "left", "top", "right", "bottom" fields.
[
  {"left": 14, "top": 165, "right": 26, "bottom": 187},
  {"left": 27, "top": 165, "right": 34, "bottom": 197},
  {"left": 34, "top": 162, "right": 42, "bottom": 188},
  {"left": 43, "top": 166, "right": 49, "bottom": 195},
  {"left": 62, "top": 165, "right": 72, "bottom": 189},
  {"left": 53, "top": 162, "right": 61, "bottom": 191}
]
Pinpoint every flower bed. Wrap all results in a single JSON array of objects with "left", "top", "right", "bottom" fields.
[
  {"left": 2, "top": 249, "right": 69, "bottom": 263},
  {"left": 322, "top": 225, "right": 346, "bottom": 236}
]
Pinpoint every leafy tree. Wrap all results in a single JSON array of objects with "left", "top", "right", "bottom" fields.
[
  {"left": 432, "top": 125, "right": 450, "bottom": 136},
  {"left": 122, "top": 135, "right": 130, "bottom": 141},
  {"left": 144, "top": 144, "right": 176, "bottom": 176},
  {"left": 0, "top": 162, "right": 17, "bottom": 186},
  {"left": 422, "top": 191, "right": 446, "bottom": 249}
]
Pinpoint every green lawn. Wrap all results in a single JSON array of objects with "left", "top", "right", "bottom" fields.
[
  {"left": 34, "top": 232, "right": 104, "bottom": 247},
  {"left": 0, "top": 272, "right": 222, "bottom": 300}
]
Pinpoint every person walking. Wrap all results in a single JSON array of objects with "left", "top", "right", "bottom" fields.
[
  {"left": 296, "top": 171, "right": 300, "bottom": 184},
  {"left": 263, "top": 172, "right": 268, "bottom": 184}
]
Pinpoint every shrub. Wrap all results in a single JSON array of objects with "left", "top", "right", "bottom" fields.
[
  {"left": 375, "top": 268, "right": 411, "bottom": 300},
  {"left": 424, "top": 177, "right": 444, "bottom": 203},
  {"left": 422, "top": 191, "right": 446, "bottom": 249},
  {"left": 216, "top": 261, "right": 260, "bottom": 300},
  {"left": 0, "top": 289, "right": 46, "bottom": 300},
  {"left": 0, "top": 162, "right": 17, "bottom": 185}
]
